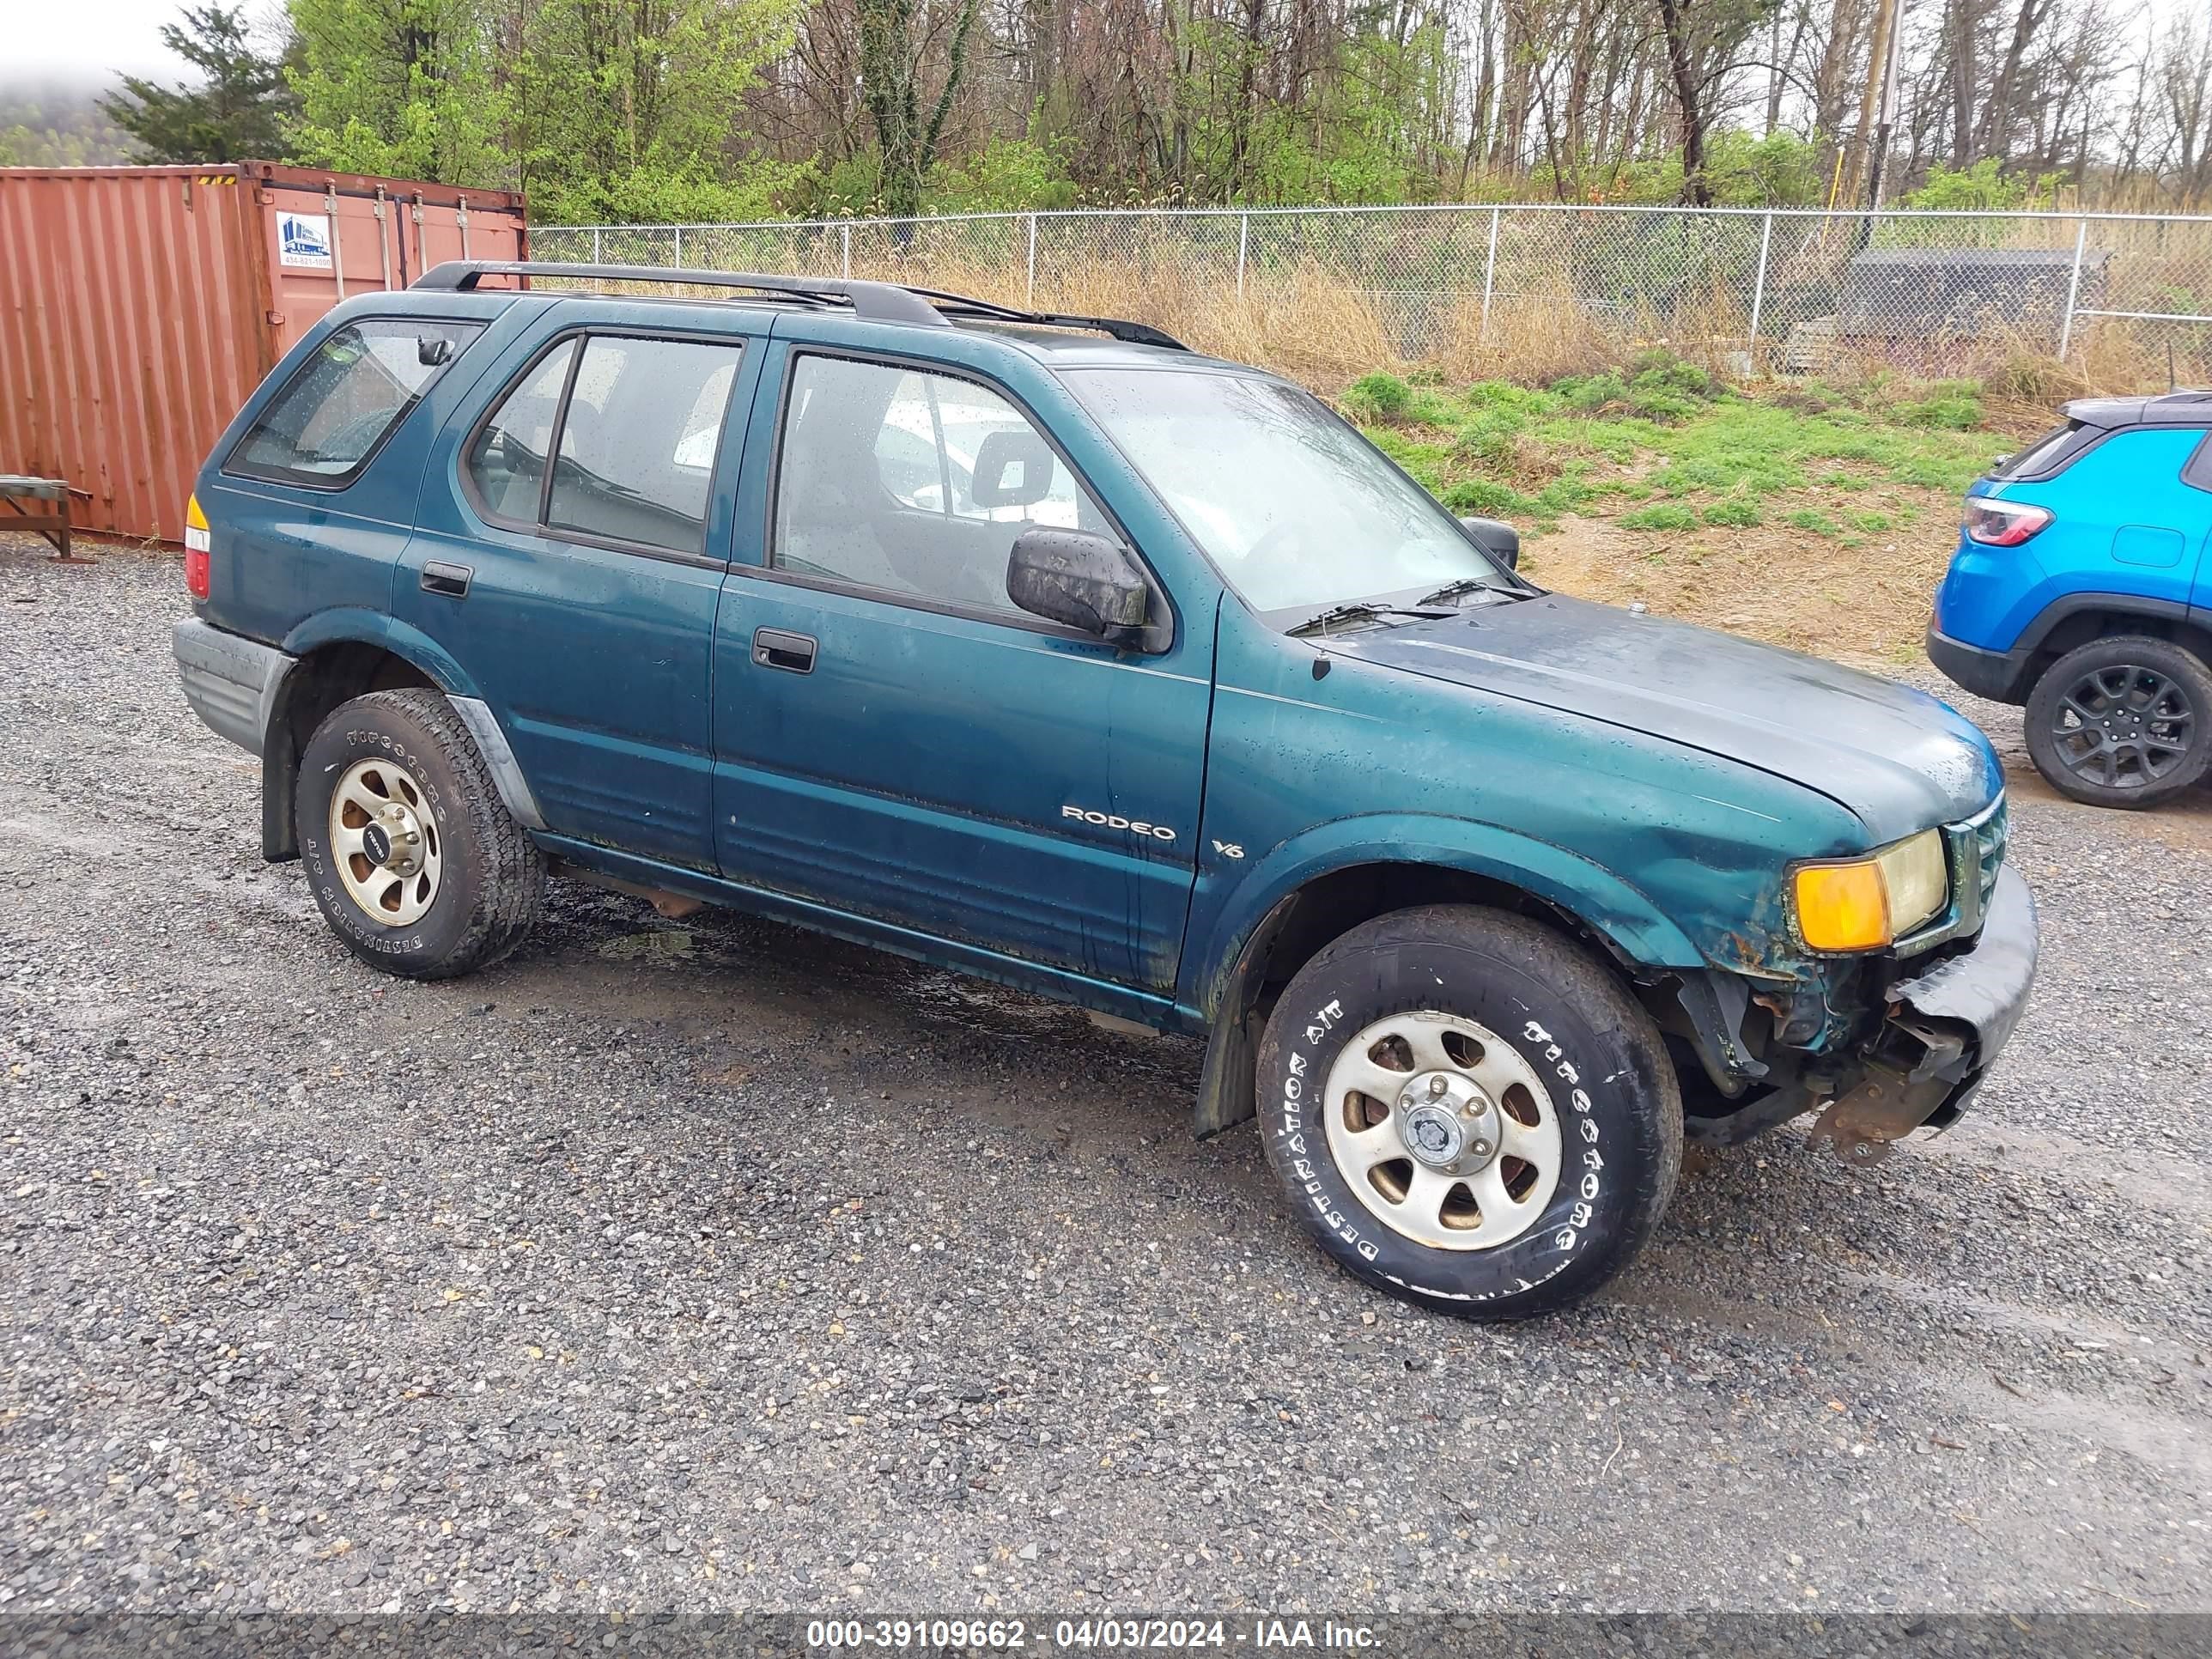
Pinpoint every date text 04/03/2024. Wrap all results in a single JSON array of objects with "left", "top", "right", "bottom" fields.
[{"left": 803, "top": 1620, "right": 1382, "bottom": 1650}]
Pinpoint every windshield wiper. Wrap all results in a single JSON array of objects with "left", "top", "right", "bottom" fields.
[
  {"left": 1286, "top": 601, "right": 1445, "bottom": 638},
  {"left": 1413, "top": 576, "right": 1506, "bottom": 607}
]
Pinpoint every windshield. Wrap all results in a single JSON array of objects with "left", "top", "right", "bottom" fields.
[{"left": 1064, "top": 368, "right": 1505, "bottom": 617}]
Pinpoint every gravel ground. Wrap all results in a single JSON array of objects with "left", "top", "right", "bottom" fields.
[{"left": 1, "top": 533, "right": 2207, "bottom": 1616}]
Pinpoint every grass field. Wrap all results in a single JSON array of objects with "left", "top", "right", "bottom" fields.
[{"left": 1346, "top": 356, "right": 2043, "bottom": 667}]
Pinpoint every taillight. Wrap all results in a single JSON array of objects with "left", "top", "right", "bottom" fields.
[
  {"left": 185, "top": 493, "right": 211, "bottom": 599},
  {"left": 1963, "top": 496, "right": 2051, "bottom": 547}
]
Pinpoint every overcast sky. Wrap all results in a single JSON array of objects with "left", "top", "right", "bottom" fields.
[
  {"left": 9, "top": 0, "right": 286, "bottom": 80},
  {"left": 8, "top": 0, "right": 2206, "bottom": 83}
]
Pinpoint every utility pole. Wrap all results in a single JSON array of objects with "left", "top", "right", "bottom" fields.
[
  {"left": 1867, "top": 0, "right": 1905, "bottom": 209},
  {"left": 1845, "top": 0, "right": 1902, "bottom": 210}
]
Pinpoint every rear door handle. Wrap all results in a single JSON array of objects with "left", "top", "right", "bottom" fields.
[
  {"left": 752, "top": 628, "right": 817, "bottom": 674},
  {"left": 421, "top": 561, "right": 472, "bottom": 598}
]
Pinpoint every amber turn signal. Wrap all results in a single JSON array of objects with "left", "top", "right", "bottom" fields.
[{"left": 1793, "top": 861, "right": 1892, "bottom": 951}]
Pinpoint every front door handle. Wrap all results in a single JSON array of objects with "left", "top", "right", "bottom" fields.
[
  {"left": 421, "top": 561, "right": 473, "bottom": 599},
  {"left": 752, "top": 628, "right": 817, "bottom": 674}
]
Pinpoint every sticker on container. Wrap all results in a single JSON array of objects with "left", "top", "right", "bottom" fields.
[{"left": 277, "top": 212, "right": 334, "bottom": 270}]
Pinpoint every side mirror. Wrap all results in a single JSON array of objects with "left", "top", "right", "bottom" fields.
[
  {"left": 1459, "top": 515, "right": 1519, "bottom": 570},
  {"left": 1007, "top": 527, "right": 1149, "bottom": 639},
  {"left": 418, "top": 335, "right": 455, "bottom": 368}
]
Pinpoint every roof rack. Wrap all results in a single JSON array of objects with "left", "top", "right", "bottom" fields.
[{"left": 412, "top": 260, "right": 1187, "bottom": 349}]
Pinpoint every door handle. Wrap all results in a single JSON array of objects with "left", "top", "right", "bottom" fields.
[
  {"left": 420, "top": 561, "right": 473, "bottom": 598},
  {"left": 752, "top": 628, "right": 817, "bottom": 674}
]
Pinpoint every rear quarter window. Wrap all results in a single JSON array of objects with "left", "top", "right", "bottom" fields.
[
  {"left": 227, "top": 319, "right": 483, "bottom": 489},
  {"left": 1990, "top": 422, "right": 2087, "bottom": 482}
]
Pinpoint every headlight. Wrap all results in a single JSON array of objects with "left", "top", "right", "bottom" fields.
[{"left": 1791, "top": 829, "right": 1948, "bottom": 951}]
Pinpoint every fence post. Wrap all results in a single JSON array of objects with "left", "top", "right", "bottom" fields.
[
  {"left": 592, "top": 226, "right": 603, "bottom": 264},
  {"left": 2058, "top": 218, "right": 2087, "bottom": 357},
  {"left": 1027, "top": 213, "right": 1038, "bottom": 306},
  {"left": 842, "top": 222, "right": 852, "bottom": 278},
  {"left": 673, "top": 226, "right": 684, "bottom": 269},
  {"left": 1480, "top": 206, "right": 1501, "bottom": 343},
  {"left": 1236, "top": 212, "right": 1250, "bottom": 301},
  {"left": 1747, "top": 210, "right": 1775, "bottom": 363}
]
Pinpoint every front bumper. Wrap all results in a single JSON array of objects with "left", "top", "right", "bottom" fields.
[
  {"left": 174, "top": 617, "right": 292, "bottom": 757},
  {"left": 1808, "top": 864, "right": 2039, "bottom": 1162}
]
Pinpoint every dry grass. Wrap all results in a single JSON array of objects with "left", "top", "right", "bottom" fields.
[
  {"left": 839, "top": 247, "right": 2211, "bottom": 402},
  {"left": 1438, "top": 289, "right": 1620, "bottom": 386},
  {"left": 1528, "top": 491, "right": 1950, "bottom": 669},
  {"left": 593, "top": 240, "right": 2212, "bottom": 404}
]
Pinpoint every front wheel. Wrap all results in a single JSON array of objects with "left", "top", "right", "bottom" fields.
[
  {"left": 1255, "top": 905, "right": 1681, "bottom": 1320},
  {"left": 295, "top": 689, "right": 545, "bottom": 979},
  {"left": 2023, "top": 636, "right": 2212, "bottom": 809}
]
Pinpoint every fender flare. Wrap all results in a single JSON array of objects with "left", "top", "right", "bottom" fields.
[
  {"left": 259, "top": 612, "right": 525, "bottom": 860},
  {"left": 1184, "top": 815, "right": 1703, "bottom": 1140},
  {"left": 2017, "top": 591, "right": 2203, "bottom": 658},
  {"left": 278, "top": 609, "right": 484, "bottom": 698}
]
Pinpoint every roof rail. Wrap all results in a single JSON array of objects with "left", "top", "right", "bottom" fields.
[
  {"left": 898, "top": 285, "right": 1187, "bottom": 349},
  {"left": 413, "top": 260, "right": 950, "bottom": 326},
  {"left": 411, "top": 260, "right": 1186, "bottom": 349}
]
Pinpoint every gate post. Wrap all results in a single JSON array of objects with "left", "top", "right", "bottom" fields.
[
  {"left": 2058, "top": 218, "right": 2087, "bottom": 356},
  {"left": 1747, "top": 210, "right": 1775, "bottom": 361},
  {"left": 1480, "top": 206, "right": 1501, "bottom": 342}
]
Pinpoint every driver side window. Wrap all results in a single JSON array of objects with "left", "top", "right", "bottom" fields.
[{"left": 775, "top": 354, "right": 1107, "bottom": 617}]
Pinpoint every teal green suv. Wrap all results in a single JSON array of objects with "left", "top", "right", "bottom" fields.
[{"left": 173, "top": 261, "right": 2038, "bottom": 1318}]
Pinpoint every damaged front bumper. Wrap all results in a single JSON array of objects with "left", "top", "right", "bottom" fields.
[{"left": 1805, "top": 864, "right": 2039, "bottom": 1164}]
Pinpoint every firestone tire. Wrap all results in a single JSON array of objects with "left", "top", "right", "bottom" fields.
[
  {"left": 1255, "top": 904, "right": 1681, "bottom": 1320},
  {"left": 295, "top": 689, "right": 545, "bottom": 981},
  {"left": 2023, "top": 635, "right": 2212, "bottom": 810}
]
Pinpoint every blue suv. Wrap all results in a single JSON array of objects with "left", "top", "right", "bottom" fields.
[
  {"left": 173, "top": 260, "right": 2037, "bottom": 1319},
  {"left": 1929, "top": 392, "right": 2212, "bottom": 807}
]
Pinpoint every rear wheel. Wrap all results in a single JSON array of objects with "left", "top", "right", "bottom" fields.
[
  {"left": 296, "top": 689, "right": 544, "bottom": 979},
  {"left": 1255, "top": 904, "right": 1681, "bottom": 1320},
  {"left": 2024, "top": 636, "right": 2212, "bottom": 809}
]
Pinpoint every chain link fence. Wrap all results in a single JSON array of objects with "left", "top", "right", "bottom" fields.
[{"left": 532, "top": 204, "right": 2212, "bottom": 381}]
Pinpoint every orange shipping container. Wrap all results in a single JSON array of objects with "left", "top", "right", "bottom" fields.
[{"left": 0, "top": 161, "right": 527, "bottom": 544}]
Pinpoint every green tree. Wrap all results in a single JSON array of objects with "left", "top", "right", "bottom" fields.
[
  {"left": 856, "top": 0, "right": 983, "bottom": 219},
  {"left": 284, "top": 0, "right": 502, "bottom": 185},
  {"left": 1902, "top": 158, "right": 2057, "bottom": 210},
  {"left": 506, "top": 0, "right": 805, "bottom": 223},
  {"left": 97, "top": 5, "right": 292, "bottom": 163}
]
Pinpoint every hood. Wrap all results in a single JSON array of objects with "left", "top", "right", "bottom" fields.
[{"left": 1323, "top": 593, "right": 2001, "bottom": 842}]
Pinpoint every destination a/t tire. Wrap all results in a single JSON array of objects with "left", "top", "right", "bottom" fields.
[
  {"left": 1255, "top": 904, "right": 1681, "bottom": 1319},
  {"left": 295, "top": 688, "right": 544, "bottom": 980}
]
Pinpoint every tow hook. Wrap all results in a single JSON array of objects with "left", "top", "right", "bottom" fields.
[{"left": 1808, "top": 1017, "right": 1970, "bottom": 1166}]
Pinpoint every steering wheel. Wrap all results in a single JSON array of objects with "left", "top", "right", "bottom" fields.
[{"left": 1241, "top": 521, "right": 1306, "bottom": 568}]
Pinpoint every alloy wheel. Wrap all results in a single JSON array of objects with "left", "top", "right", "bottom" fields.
[{"left": 2045, "top": 663, "right": 2196, "bottom": 793}]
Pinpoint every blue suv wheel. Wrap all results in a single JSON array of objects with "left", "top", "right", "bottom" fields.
[{"left": 2023, "top": 635, "right": 2212, "bottom": 807}]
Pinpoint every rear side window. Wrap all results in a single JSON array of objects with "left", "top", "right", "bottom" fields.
[
  {"left": 228, "top": 319, "right": 482, "bottom": 489},
  {"left": 466, "top": 333, "right": 744, "bottom": 558},
  {"left": 1990, "top": 422, "right": 2086, "bottom": 481}
]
